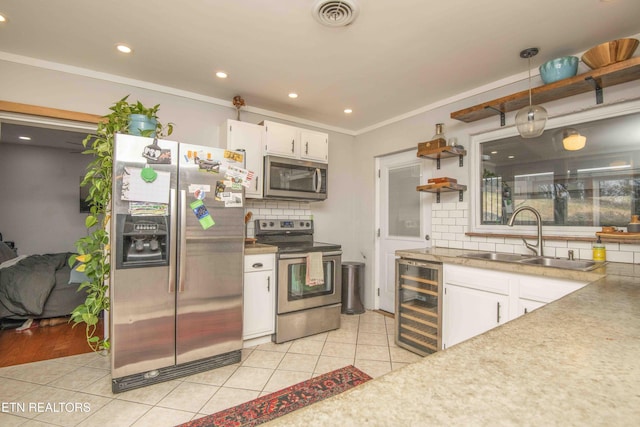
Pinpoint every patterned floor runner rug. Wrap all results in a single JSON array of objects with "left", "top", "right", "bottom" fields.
[{"left": 178, "top": 365, "right": 372, "bottom": 427}]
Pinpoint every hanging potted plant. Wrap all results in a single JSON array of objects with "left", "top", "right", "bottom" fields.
[{"left": 70, "top": 95, "right": 173, "bottom": 352}]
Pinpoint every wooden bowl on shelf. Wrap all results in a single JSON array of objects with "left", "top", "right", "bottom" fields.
[{"left": 581, "top": 38, "right": 639, "bottom": 70}]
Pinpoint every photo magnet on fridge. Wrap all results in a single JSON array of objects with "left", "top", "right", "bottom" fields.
[{"left": 190, "top": 199, "right": 215, "bottom": 229}]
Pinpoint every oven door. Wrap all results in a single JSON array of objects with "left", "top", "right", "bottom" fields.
[
  {"left": 277, "top": 252, "right": 342, "bottom": 314},
  {"left": 264, "top": 156, "right": 328, "bottom": 201}
]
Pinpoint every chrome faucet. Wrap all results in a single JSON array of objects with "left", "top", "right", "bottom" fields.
[{"left": 507, "top": 206, "right": 543, "bottom": 257}]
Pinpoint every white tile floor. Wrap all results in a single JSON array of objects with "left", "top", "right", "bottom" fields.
[{"left": 0, "top": 311, "right": 422, "bottom": 427}]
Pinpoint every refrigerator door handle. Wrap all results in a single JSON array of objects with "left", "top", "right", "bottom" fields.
[
  {"left": 179, "top": 189, "right": 187, "bottom": 293},
  {"left": 169, "top": 189, "right": 177, "bottom": 293}
]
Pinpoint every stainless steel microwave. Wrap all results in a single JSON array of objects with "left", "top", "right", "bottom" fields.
[{"left": 264, "top": 156, "right": 328, "bottom": 201}]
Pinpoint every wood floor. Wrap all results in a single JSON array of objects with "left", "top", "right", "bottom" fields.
[{"left": 0, "top": 317, "right": 102, "bottom": 367}]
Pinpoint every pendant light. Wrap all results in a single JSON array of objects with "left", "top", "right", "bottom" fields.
[
  {"left": 515, "top": 48, "right": 548, "bottom": 138},
  {"left": 562, "top": 128, "right": 586, "bottom": 151}
]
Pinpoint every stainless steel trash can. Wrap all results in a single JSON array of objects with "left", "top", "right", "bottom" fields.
[{"left": 341, "top": 262, "right": 365, "bottom": 314}]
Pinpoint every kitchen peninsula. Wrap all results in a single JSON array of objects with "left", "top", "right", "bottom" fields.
[{"left": 267, "top": 248, "right": 640, "bottom": 426}]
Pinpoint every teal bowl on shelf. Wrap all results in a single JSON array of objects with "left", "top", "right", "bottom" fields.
[{"left": 539, "top": 56, "right": 579, "bottom": 84}]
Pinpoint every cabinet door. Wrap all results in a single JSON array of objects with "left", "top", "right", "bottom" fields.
[
  {"left": 243, "top": 269, "right": 275, "bottom": 340},
  {"left": 263, "top": 121, "right": 298, "bottom": 158},
  {"left": 516, "top": 298, "right": 546, "bottom": 318},
  {"left": 300, "top": 129, "right": 328, "bottom": 163},
  {"left": 223, "top": 120, "right": 265, "bottom": 198},
  {"left": 443, "top": 284, "right": 509, "bottom": 348}
]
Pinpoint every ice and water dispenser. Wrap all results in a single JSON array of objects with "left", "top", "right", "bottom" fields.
[{"left": 115, "top": 214, "right": 169, "bottom": 269}]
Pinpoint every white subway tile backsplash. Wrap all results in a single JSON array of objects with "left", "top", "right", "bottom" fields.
[
  {"left": 544, "top": 240, "right": 567, "bottom": 248},
  {"left": 572, "top": 242, "right": 593, "bottom": 250},
  {"left": 605, "top": 251, "right": 634, "bottom": 263},
  {"left": 434, "top": 240, "right": 449, "bottom": 248},
  {"left": 486, "top": 237, "right": 506, "bottom": 244},
  {"left": 432, "top": 217, "right": 443, "bottom": 225},
  {"left": 442, "top": 218, "right": 456, "bottom": 225},
  {"left": 620, "top": 244, "right": 640, "bottom": 252},
  {"left": 463, "top": 241, "right": 479, "bottom": 250},
  {"left": 495, "top": 244, "right": 515, "bottom": 253},
  {"left": 579, "top": 249, "right": 593, "bottom": 260},
  {"left": 449, "top": 210, "right": 463, "bottom": 218},
  {"left": 456, "top": 218, "right": 469, "bottom": 226},
  {"left": 449, "top": 240, "right": 464, "bottom": 249},
  {"left": 448, "top": 225, "right": 464, "bottom": 234},
  {"left": 478, "top": 242, "right": 497, "bottom": 252},
  {"left": 443, "top": 202, "right": 457, "bottom": 211}
]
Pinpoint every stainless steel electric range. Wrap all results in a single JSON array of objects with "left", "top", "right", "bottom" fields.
[{"left": 254, "top": 220, "right": 342, "bottom": 343}]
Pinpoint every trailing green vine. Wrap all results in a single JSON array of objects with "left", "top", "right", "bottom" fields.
[{"left": 70, "top": 95, "right": 173, "bottom": 353}]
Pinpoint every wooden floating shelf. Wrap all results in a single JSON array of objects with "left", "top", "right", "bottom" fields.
[
  {"left": 417, "top": 145, "right": 467, "bottom": 169},
  {"left": 417, "top": 182, "right": 467, "bottom": 203},
  {"left": 417, "top": 182, "right": 467, "bottom": 193},
  {"left": 450, "top": 57, "right": 640, "bottom": 124},
  {"left": 595, "top": 232, "right": 640, "bottom": 242},
  {"left": 417, "top": 145, "right": 466, "bottom": 160}
]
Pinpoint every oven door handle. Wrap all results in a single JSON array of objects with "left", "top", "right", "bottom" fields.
[{"left": 278, "top": 250, "right": 342, "bottom": 259}]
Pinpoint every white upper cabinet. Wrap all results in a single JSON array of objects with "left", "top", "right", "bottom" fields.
[
  {"left": 300, "top": 129, "right": 328, "bottom": 162},
  {"left": 220, "top": 119, "right": 265, "bottom": 198},
  {"left": 261, "top": 120, "right": 299, "bottom": 158},
  {"left": 261, "top": 120, "right": 328, "bottom": 163}
]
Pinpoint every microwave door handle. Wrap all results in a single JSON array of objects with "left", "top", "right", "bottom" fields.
[{"left": 314, "top": 168, "right": 321, "bottom": 193}]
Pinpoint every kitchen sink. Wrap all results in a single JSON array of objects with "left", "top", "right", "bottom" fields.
[
  {"left": 518, "top": 257, "right": 598, "bottom": 271},
  {"left": 459, "top": 252, "right": 603, "bottom": 271},
  {"left": 460, "top": 252, "right": 531, "bottom": 262}
]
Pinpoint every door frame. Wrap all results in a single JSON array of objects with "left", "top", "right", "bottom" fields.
[{"left": 374, "top": 149, "right": 432, "bottom": 312}]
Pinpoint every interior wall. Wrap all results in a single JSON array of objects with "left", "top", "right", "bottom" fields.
[
  {"left": 354, "top": 77, "right": 640, "bottom": 308},
  {"left": 0, "top": 59, "right": 357, "bottom": 261},
  {"left": 0, "top": 143, "right": 91, "bottom": 254}
]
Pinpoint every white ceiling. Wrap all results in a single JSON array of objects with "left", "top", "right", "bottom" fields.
[{"left": 0, "top": 0, "right": 639, "bottom": 133}]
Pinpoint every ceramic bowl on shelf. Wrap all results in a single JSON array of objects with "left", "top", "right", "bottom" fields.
[
  {"left": 581, "top": 38, "right": 639, "bottom": 70},
  {"left": 539, "top": 56, "right": 579, "bottom": 84}
]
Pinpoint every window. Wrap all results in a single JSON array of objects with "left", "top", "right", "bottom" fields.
[{"left": 476, "top": 109, "right": 640, "bottom": 230}]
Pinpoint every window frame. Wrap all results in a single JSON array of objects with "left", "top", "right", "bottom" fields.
[{"left": 469, "top": 100, "right": 640, "bottom": 237}]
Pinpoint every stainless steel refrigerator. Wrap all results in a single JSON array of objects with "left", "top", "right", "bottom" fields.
[{"left": 110, "top": 134, "right": 245, "bottom": 393}]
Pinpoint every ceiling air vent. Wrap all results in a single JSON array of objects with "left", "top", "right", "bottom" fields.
[{"left": 312, "top": 0, "right": 360, "bottom": 27}]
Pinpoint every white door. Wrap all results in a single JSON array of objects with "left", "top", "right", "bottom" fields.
[{"left": 376, "top": 150, "right": 431, "bottom": 313}]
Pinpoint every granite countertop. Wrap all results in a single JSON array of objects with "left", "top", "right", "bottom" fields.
[
  {"left": 267, "top": 247, "right": 640, "bottom": 426},
  {"left": 244, "top": 243, "right": 278, "bottom": 255}
]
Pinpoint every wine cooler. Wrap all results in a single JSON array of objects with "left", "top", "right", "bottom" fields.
[{"left": 395, "top": 258, "right": 442, "bottom": 356}]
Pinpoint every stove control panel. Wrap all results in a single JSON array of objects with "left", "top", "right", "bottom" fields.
[{"left": 255, "top": 219, "right": 313, "bottom": 232}]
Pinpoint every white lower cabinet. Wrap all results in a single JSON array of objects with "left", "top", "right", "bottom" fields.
[
  {"left": 443, "top": 284, "right": 509, "bottom": 348},
  {"left": 443, "top": 264, "right": 587, "bottom": 349},
  {"left": 243, "top": 254, "right": 275, "bottom": 340}
]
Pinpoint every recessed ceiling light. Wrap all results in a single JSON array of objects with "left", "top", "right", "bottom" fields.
[
  {"left": 116, "top": 44, "right": 132, "bottom": 54},
  {"left": 344, "top": 108, "right": 353, "bottom": 114},
  {"left": 215, "top": 71, "right": 228, "bottom": 79},
  {"left": 508, "top": 155, "right": 515, "bottom": 159},
  {"left": 288, "top": 93, "right": 299, "bottom": 99},
  {"left": 19, "top": 136, "right": 31, "bottom": 141},
  {"left": 0, "top": 14, "right": 7, "bottom": 22},
  {"left": 491, "top": 151, "right": 498, "bottom": 154}
]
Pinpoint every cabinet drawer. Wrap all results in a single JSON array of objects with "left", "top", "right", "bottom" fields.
[
  {"left": 244, "top": 254, "right": 275, "bottom": 272},
  {"left": 518, "top": 275, "right": 586, "bottom": 303},
  {"left": 444, "top": 265, "right": 510, "bottom": 295}
]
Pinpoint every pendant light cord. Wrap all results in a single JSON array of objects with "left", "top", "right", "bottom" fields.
[{"left": 528, "top": 56, "right": 532, "bottom": 107}]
